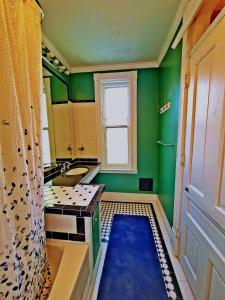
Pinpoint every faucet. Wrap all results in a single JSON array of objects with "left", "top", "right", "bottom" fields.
[{"left": 61, "top": 161, "right": 71, "bottom": 174}]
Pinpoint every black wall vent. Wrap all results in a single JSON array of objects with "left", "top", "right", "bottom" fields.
[{"left": 139, "top": 178, "right": 153, "bottom": 191}]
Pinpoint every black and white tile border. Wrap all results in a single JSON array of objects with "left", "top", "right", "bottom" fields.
[{"left": 100, "top": 201, "right": 183, "bottom": 300}]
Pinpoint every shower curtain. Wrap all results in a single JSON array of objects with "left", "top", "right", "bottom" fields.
[{"left": 0, "top": 0, "right": 51, "bottom": 299}]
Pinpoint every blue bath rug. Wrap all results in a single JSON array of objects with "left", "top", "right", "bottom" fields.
[{"left": 97, "top": 215, "right": 169, "bottom": 300}]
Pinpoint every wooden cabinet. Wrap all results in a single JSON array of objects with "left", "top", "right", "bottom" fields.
[
  {"left": 51, "top": 102, "right": 98, "bottom": 160},
  {"left": 73, "top": 103, "right": 98, "bottom": 158},
  {"left": 52, "top": 103, "right": 73, "bottom": 159}
]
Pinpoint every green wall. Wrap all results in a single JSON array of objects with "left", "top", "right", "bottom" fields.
[
  {"left": 50, "top": 76, "right": 68, "bottom": 102},
  {"left": 158, "top": 43, "right": 182, "bottom": 225},
  {"left": 68, "top": 49, "right": 182, "bottom": 223},
  {"left": 43, "top": 58, "right": 69, "bottom": 103},
  {"left": 69, "top": 69, "right": 159, "bottom": 193},
  {"left": 70, "top": 73, "right": 95, "bottom": 100}
]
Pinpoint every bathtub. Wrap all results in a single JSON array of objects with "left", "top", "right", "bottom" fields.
[{"left": 46, "top": 239, "right": 91, "bottom": 300}]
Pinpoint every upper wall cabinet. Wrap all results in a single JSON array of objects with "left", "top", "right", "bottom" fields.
[
  {"left": 73, "top": 102, "right": 98, "bottom": 158},
  {"left": 42, "top": 63, "right": 98, "bottom": 160},
  {"left": 52, "top": 103, "right": 73, "bottom": 159}
]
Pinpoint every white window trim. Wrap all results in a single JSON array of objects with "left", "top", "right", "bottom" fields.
[
  {"left": 94, "top": 71, "right": 137, "bottom": 174},
  {"left": 43, "top": 78, "right": 56, "bottom": 163}
]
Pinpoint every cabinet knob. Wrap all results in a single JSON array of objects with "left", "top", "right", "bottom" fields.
[
  {"left": 78, "top": 145, "right": 85, "bottom": 151},
  {"left": 67, "top": 145, "right": 72, "bottom": 152}
]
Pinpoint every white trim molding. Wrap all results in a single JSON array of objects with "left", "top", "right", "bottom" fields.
[
  {"left": 155, "top": 196, "right": 174, "bottom": 247},
  {"left": 157, "top": 0, "right": 188, "bottom": 65},
  {"left": 171, "top": 29, "right": 189, "bottom": 258},
  {"left": 94, "top": 71, "right": 137, "bottom": 173},
  {"left": 101, "top": 192, "right": 158, "bottom": 203},
  {"left": 71, "top": 61, "right": 158, "bottom": 73}
]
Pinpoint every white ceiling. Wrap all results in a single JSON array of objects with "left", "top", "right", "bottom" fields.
[{"left": 40, "top": 0, "right": 186, "bottom": 72}]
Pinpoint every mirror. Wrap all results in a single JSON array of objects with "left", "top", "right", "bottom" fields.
[{"left": 42, "top": 63, "right": 72, "bottom": 169}]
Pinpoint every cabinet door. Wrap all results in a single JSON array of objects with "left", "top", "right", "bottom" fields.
[
  {"left": 52, "top": 104, "right": 72, "bottom": 158},
  {"left": 92, "top": 204, "right": 100, "bottom": 267},
  {"left": 73, "top": 103, "right": 98, "bottom": 157}
]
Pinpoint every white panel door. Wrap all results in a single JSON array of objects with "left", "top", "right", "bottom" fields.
[
  {"left": 180, "top": 16, "right": 225, "bottom": 300},
  {"left": 183, "top": 16, "right": 225, "bottom": 230}
]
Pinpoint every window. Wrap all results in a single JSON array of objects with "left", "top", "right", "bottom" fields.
[{"left": 94, "top": 71, "right": 137, "bottom": 173}]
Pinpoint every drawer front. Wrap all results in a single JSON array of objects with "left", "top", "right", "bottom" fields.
[{"left": 45, "top": 213, "right": 77, "bottom": 234}]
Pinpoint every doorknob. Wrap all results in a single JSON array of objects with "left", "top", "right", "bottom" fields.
[{"left": 184, "top": 186, "right": 189, "bottom": 192}]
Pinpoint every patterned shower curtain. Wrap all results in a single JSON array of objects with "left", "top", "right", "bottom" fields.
[{"left": 0, "top": 0, "right": 51, "bottom": 299}]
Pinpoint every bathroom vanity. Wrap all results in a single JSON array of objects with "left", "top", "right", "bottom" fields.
[
  {"left": 44, "top": 161, "right": 104, "bottom": 278},
  {"left": 41, "top": 61, "right": 103, "bottom": 295}
]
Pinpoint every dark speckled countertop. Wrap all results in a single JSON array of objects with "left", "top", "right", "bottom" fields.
[
  {"left": 45, "top": 164, "right": 98, "bottom": 186},
  {"left": 44, "top": 158, "right": 100, "bottom": 184}
]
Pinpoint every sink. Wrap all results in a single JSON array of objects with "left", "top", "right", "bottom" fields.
[{"left": 66, "top": 167, "right": 89, "bottom": 176}]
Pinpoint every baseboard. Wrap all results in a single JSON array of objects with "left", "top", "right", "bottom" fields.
[
  {"left": 155, "top": 196, "right": 174, "bottom": 247},
  {"left": 171, "top": 226, "right": 180, "bottom": 257},
  {"left": 101, "top": 192, "right": 158, "bottom": 203}
]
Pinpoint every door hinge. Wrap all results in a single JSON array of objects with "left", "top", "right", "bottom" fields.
[
  {"left": 181, "top": 152, "right": 185, "bottom": 167},
  {"left": 184, "top": 73, "right": 190, "bottom": 88}
]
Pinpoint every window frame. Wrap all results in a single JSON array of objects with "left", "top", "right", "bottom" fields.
[
  {"left": 42, "top": 78, "right": 56, "bottom": 165},
  {"left": 42, "top": 90, "right": 52, "bottom": 166},
  {"left": 94, "top": 71, "right": 137, "bottom": 173}
]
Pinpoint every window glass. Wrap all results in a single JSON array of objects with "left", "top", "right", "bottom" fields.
[
  {"left": 41, "top": 91, "right": 51, "bottom": 165},
  {"left": 42, "top": 130, "right": 51, "bottom": 165},
  {"left": 42, "top": 93, "right": 48, "bottom": 128},
  {"left": 106, "top": 127, "right": 128, "bottom": 164},
  {"left": 104, "top": 86, "right": 129, "bottom": 126}
]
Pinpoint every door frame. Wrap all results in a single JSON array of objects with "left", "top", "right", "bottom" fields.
[
  {"left": 171, "top": 4, "right": 225, "bottom": 257},
  {"left": 171, "top": 31, "right": 190, "bottom": 257}
]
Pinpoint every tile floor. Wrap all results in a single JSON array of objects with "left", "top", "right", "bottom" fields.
[{"left": 91, "top": 200, "right": 195, "bottom": 300}]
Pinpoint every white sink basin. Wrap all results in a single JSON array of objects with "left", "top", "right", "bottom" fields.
[{"left": 66, "top": 167, "right": 89, "bottom": 176}]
